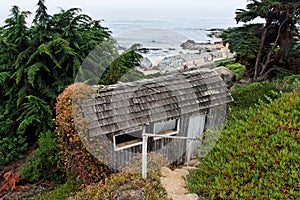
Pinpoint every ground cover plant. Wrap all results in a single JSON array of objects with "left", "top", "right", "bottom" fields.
[
  {"left": 186, "top": 81, "right": 300, "bottom": 199},
  {"left": 70, "top": 172, "right": 171, "bottom": 200}
]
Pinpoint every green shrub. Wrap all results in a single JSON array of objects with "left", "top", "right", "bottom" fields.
[
  {"left": 24, "top": 176, "right": 81, "bottom": 200},
  {"left": 225, "top": 63, "right": 246, "bottom": 81},
  {"left": 0, "top": 108, "right": 27, "bottom": 166},
  {"left": 70, "top": 172, "right": 171, "bottom": 200},
  {"left": 273, "top": 73, "right": 300, "bottom": 91},
  {"left": 99, "top": 49, "right": 142, "bottom": 85},
  {"left": 20, "top": 131, "right": 63, "bottom": 183},
  {"left": 230, "top": 81, "right": 280, "bottom": 110},
  {"left": 186, "top": 88, "right": 300, "bottom": 199}
]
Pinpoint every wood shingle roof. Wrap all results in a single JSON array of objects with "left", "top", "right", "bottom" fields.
[{"left": 81, "top": 69, "right": 233, "bottom": 136}]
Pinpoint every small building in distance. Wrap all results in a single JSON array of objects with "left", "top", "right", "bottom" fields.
[{"left": 81, "top": 69, "right": 233, "bottom": 170}]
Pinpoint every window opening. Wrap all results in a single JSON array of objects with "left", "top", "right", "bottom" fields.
[{"left": 114, "top": 129, "right": 143, "bottom": 151}]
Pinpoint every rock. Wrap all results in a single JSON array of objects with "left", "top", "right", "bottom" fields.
[
  {"left": 181, "top": 39, "right": 196, "bottom": 49},
  {"left": 155, "top": 51, "right": 224, "bottom": 73},
  {"left": 213, "top": 66, "right": 236, "bottom": 88},
  {"left": 156, "top": 53, "right": 213, "bottom": 73},
  {"left": 184, "top": 158, "right": 200, "bottom": 167},
  {"left": 199, "top": 62, "right": 217, "bottom": 69},
  {"left": 136, "top": 47, "right": 162, "bottom": 54},
  {"left": 206, "top": 28, "right": 224, "bottom": 32},
  {"left": 156, "top": 55, "right": 186, "bottom": 73},
  {"left": 135, "top": 57, "right": 152, "bottom": 72},
  {"left": 180, "top": 40, "right": 210, "bottom": 51},
  {"left": 160, "top": 166, "right": 173, "bottom": 177},
  {"left": 140, "top": 57, "right": 152, "bottom": 69},
  {"left": 139, "top": 42, "right": 232, "bottom": 74},
  {"left": 180, "top": 53, "right": 202, "bottom": 62}
]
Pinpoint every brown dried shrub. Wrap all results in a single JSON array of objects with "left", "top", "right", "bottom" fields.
[{"left": 55, "top": 83, "right": 110, "bottom": 185}]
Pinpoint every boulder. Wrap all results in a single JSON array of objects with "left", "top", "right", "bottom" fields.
[
  {"left": 180, "top": 39, "right": 196, "bottom": 49},
  {"left": 156, "top": 55, "right": 186, "bottom": 73},
  {"left": 180, "top": 39, "right": 210, "bottom": 51},
  {"left": 140, "top": 57, "right": 152, "bottom": 69},
  {"left": 213, "top": 66, "right": 236, "bottom": 88}
]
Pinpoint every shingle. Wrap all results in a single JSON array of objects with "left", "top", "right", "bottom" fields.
[{"left": 81, "top": 69, "right": 233, "bottom": 136}]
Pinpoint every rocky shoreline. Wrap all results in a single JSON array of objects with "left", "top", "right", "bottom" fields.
[{"left": 135, "top": 39, "right": 233, "bottom": 74}]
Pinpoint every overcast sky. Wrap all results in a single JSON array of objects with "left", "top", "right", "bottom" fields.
[{"left": 1, "top": 0, "right": 248, "bottom": 23}]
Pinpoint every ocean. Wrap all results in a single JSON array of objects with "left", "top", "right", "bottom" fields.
[
  {"left": 102, "top": 17, "right": 238, "bottom": 63},
  {"left": 104, "top": 17, "right": 237, "bottom": 45}
]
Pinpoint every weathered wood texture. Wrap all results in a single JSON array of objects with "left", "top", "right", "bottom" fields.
[
  {"left": 82, "top": 69, "right": 233, "bottom": 136},
  {"left": 81, "top": 69, "right": 233, "bottom": 169}
]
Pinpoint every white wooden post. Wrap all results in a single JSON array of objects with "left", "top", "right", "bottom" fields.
[
  {"left": 142, "top": 128, "right": 148, "bottom": 179},
  {"left": 186, "top": 138, "right": 191, "bottom": 166},
  {"left": 141, "top": 127, "right": 197, "bottom": 179}
]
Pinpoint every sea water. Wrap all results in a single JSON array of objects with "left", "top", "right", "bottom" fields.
[
  {"left": 102, "top": 17, "right": 238, "bottom": 63},
  {"left": 104, "top": 17, "right": 237, "bottom": 46}
]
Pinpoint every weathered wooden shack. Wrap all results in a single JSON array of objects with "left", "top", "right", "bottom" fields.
[{"left": 81, "top": 69, "right": 233, "bottom": 170}]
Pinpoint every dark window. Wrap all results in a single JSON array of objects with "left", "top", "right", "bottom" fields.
[{"left": 114, "top": 129, "right": 142, "bottom": 150}]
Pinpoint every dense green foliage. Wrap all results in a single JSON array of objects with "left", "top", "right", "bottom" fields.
[
  {"left": 0, "top": 0, "right": 113, "bottom": 166},
  {"left": 230, "top": 81, "right": 280, "bottom": 109},
  {"left": 225, "top": 63, "right": 246, "bottom": 81},
  {"left": 20, "top": 131, "right": 63, "bottom": 183},
  {"left": 221, "top": 24, "right": 260, "bottom": 66},
  {"left": 99, "top": 48, "right": 143, "bottom": 85},
  {"left": 187, "top": 82, "right": 300, "bottom": 199},
  {"left": 220, "top": 0, "right": 300, "bottom": 79},
  {"left": 0, "top": 0, "right": 145, "bottom": 167},
  {"left": 0, "top": 106, "right": 27, "bottom": 165}
]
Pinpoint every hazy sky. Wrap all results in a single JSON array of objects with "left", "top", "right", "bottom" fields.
[{"left": 1, "top": 0, "right": 248, "bottom": 23}]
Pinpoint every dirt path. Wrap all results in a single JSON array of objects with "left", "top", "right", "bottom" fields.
[{"left": 160, "top": 160, "right": 199, "bottom": 200}]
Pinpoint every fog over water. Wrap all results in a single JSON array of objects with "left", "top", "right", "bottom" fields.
[{"left": 1, "top": 0, "right": 248, "bottom": 24}]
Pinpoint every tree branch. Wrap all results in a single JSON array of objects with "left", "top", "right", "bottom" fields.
[
  {"left": 259, "top": 19, "right": 288, "bottom": 76},
  {"left": 254, "top": 27, "right": 268, "bottom": 79}
]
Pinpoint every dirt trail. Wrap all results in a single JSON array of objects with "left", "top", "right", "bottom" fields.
[{"left": 160, "top": 160, "right": 200, "bottom": 200}]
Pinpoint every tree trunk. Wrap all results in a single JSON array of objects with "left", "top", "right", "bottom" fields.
[
  {"left": 259, "top": 19, "right": 288, "bottom": 77},
  {"left": 254, "top": 27, "right": 268, "bottom": 79}
]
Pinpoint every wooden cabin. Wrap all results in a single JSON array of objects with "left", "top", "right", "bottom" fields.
[{"left": 81, "top": 69, "right": 233, "bottom": 170}]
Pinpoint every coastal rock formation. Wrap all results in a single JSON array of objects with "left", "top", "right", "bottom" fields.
[
  {"left": 206, "top": 28, "right": 224, "bottom": 38},
  {"left": 139, "top": 57, "right": 152, "bottom": 69},
  {"left": 136, "top": 39, "right": 233, "bottom": 74},
  {"left": 154, "top": 50, "right": 221, "bottom": 73},
  {"left": 180, "top": 39, "right": 223, "bottom": 54},
  {"left": 155, "top": 55, "right": 186, "bottom": 73},
  {"left": 213, "top": 66, "right": 236, "bottom": 88},
  {"left": 180, "top": 39, "right": 210, "bottom": 51}
]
